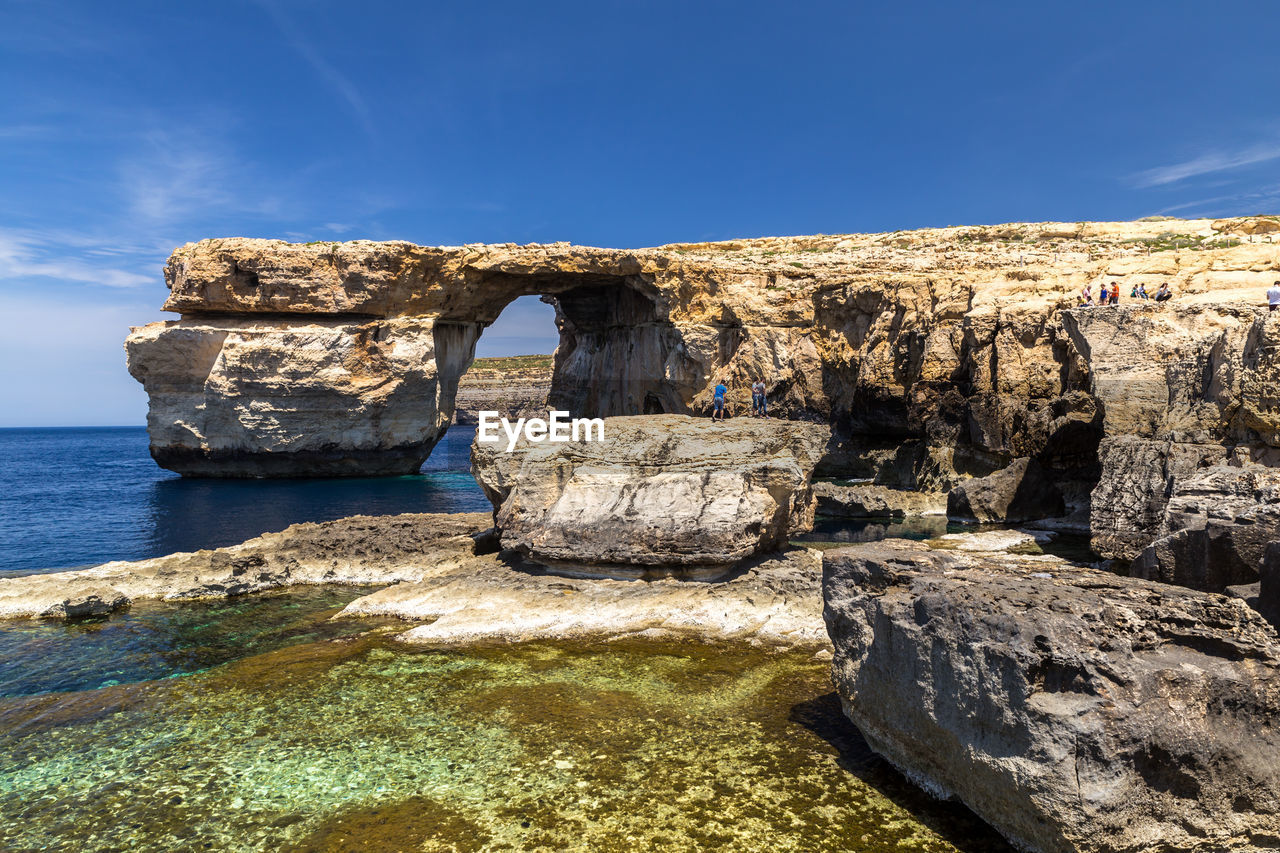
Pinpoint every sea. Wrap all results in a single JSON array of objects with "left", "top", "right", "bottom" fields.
[
  {"left": 0, "top": 426, "right": 1008, "bottom": 851},
  {"left": 0, "top": 425, "right": 489, "bottom": 577}
]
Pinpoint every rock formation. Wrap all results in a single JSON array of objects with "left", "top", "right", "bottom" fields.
[
  {"left": 1062, "top": 301, "right": 1280, "bottom": 563},
  {"left": 0, "top": 512, "right": 828, "bottom": 649},
  {"left": 824, "top": 538, "right": 1280, "bottom": 853},
  {"left": 946, "top": 457, "right": 1065, "bottom": 523},
  {"left": 127, "top": 220, "right": 1280, "bottom": 505},
  {"left": 1129, "top": 464, "right": 1280, "bottom": 592},
  {"left": 0, "top": 512, "right": 494, "bottom": 618},
  {"left": 470, "top": 415, "right": 830, "bottom": 576},
  {"left": 812, "top": 481, "right": 947, "bottom": 518},
  {"left": 342, "top": 546, "right": 827, "bottom": 648}
]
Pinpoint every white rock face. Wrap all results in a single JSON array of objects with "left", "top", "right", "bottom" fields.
[
  {"left": 470, "top": 415, "right": 831, "bottom": 575},
  {"left": 126, "top": 317, "right": 464, "bottom": 476}
]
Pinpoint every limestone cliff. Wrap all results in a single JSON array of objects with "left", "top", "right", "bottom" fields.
[
  {"left": 452, "top": 355, "right": 552, "bottom": 425},
  {"left": 126, "top": 220, "right": 1280, "bottom": 562}
]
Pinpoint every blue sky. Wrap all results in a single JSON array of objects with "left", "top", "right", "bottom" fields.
[{"left": 3, "top": 1, "right": 1280, "bottom": 426}]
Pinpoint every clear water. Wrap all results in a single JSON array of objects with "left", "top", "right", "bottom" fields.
[
  {"left": 0, "top": 612, "right": 1010, "bottom": 852},
  {"left": 0, "top": 426, "right": 488, "bottom": 575},
  {"left": 0, "top": 586, "right": 388, "bottom": 698}
]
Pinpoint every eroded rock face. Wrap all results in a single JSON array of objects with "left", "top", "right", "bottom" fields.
[
  {"left": 823, "top": 539, "right": 1280, "bottom": 853},
  {"left": 1130, "top": 464, "right": 1280, "bottom": 592},
  {"left": 470, "top": 415, "right": 830, "bottom": 575},
  {"left": 126, "top": 220, "right": 1280, "bottom": 481},
  {"left": 1061, "top": 305, "right": 1280, "bottom": 561},
  {"left": 126, "top": 317, "right": 456, "bottom": 476}
]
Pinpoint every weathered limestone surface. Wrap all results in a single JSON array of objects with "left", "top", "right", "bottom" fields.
[
  {"left": 126, "top": 317, "right": 452, "bottom": 476},
  {"left": 126, "top": 219, "right": 1280, "bottom": 488},
  {"left": 342, "top": 547, "right": 827, "bottom": 649},
  {"left": 824, "top": 538, "right": 1280, "bottom": 853},
  {"left": 0, "top": 513, "right": 493, "bottom": 618},
  {"left": 470, "top": 415, "right": 830, "bottom": 575},
  {"left": 0, "top": 512, "right": 827, "bottom": 649}
]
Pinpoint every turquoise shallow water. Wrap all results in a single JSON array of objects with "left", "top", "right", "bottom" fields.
[
  {"left": 0, "top": 595, "right": 1010, "bottom": 852},
  {"left": 0, "top": 426, "right": 487, "bottom": 575}
]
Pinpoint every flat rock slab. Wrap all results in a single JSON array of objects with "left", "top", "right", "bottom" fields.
[
  {"left": 341, "top": 547, "right": 827, "bottom": 649},
  {"left": 823, "top": 538, "right": 1280, "bottom": 853},
  {"left": 0, "top": 513, "right": 493, "bottom": 619},
  {"left": 471, "top": 414, "right": 831, "bottom": 575}
]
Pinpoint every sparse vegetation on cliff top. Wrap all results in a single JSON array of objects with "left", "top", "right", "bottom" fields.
[{"left": 467, "top": 354, "right": 553, "bottom": 373}]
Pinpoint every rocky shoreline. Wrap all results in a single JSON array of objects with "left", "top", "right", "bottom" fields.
[{"left": 15, "top": 217, "right": 1279, "bottom": 851}]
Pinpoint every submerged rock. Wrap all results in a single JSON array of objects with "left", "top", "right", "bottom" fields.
[
  {"left": 42, "top": 587, "right": 130, "bottom": 619},
  {"left": 946, "top": 457, "right": 1065, "bottom": 523},
  {"left": 823, "top": 539, "right": 1280, "bottom": 853},
  {"left": 471, "top": 415, "right": 830, "bottom": 576}
]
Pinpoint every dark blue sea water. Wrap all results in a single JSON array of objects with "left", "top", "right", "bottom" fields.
[{"left": 0, "top": 426, "right": 488, "bottom": 576}]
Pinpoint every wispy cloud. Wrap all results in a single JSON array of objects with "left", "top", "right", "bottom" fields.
[
  {"left": 256, "top": 0, "right": 376, "bottom": 141},
  {"left": 1153, "top": 183, "right": 1280, "bottom": 218},
  {"left": 1133, "top": 142, "right": 1280, "bottom": 187},
  {"left": 0, "top": 229, "right": 154, "bottom": 288},
  {"left": 118, "top": 131, "right": 238, "bottom": 222}
]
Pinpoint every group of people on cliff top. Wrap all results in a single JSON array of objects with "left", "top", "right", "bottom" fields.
[
  {"left": 1082, "top": 280, "right": 1280, "bottom": 310},
  {"left": 1080, "top": 281, "right": 1171, "bottom": 306},
  {"left": 710, "top": 379, "right": 769, "bottom": 421}
]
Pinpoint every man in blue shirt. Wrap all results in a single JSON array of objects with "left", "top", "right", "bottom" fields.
[{"left": 712, "top": 381, "right": 729, "bottom": 421}]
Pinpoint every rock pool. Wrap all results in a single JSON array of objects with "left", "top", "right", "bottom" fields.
[{"left": 0, "top": 591, "right": 1009, "bottom": 851}]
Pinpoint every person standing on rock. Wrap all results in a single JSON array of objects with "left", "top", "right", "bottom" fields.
[
  {"left": 1109, "top": 282, "right": 1120, "bottom": 305},
  {"left": 1080, "top": 284, "right": 1093, "bottom": 306},
  {"left": 712, "top": 380, "right": 729, "bottom": 421},
  {"left": 1268, "top": 281, "right": 1280, "bottom": 312},
  {"left": 751, "top": 380, "right": 768, "bottom": 417}
]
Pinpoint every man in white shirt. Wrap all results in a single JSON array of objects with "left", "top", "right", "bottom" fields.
[{"left": 1269, "top": 281, "right": 1280, "bottom": 312}]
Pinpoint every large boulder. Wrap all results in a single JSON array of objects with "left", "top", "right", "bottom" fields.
[
  {"left": 1130, "top": 464, "right": 1280, "bottom": 592},
  {"left": 823, "top": 539, "right": 1280, "bottom": 853},
  {"left": 946, "top": 457, "right": 1065, "bottom": 522},
  {"left": 471, "top": 415, "right": 830, "bottom": 576}
]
